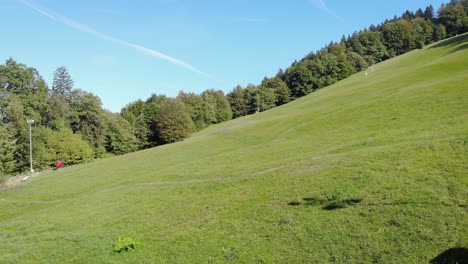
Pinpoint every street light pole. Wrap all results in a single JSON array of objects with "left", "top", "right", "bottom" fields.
[{"left": 26, "top": 119, "right": 34, "bottom": 173}]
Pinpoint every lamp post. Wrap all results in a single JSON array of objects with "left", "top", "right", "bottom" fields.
[{"left": 26, "top": 119, "right": 34, "bottom": 173}]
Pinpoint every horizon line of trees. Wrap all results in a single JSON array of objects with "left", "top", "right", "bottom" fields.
[{"left": 1, "top": 0, "right": 467, "bottom": 179}]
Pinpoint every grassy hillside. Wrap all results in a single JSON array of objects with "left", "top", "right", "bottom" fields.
[{"left": 1, "top": 34, "right": 467, "bottom": 263}]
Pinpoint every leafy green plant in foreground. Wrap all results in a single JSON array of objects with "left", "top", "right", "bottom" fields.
[{"left": 113, "top": 237, "right": 139, "bottom": 253}]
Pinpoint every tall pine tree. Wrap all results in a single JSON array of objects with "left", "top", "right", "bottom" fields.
[{"left": 52, "top": 66, "right": 74, "bottom": 98}]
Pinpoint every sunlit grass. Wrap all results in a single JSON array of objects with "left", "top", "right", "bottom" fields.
[{"left": 0, "top": 34, "right": 467, "bottom": 263}]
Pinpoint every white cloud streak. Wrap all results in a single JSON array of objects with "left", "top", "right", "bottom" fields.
[
  {"left": 19, "top": 0, "right": 210, "bottom": 77},
  {"left": 309, "top": 0, "right": 343, "bottom": 21}
]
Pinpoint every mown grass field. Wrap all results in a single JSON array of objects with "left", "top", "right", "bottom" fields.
[{"left": 1, "top": 34, "right": 467, "bottom": 263}]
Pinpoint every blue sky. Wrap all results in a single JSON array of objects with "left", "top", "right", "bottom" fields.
[{"left": 1, "top": 0, "right": 446, "bottom": 112}]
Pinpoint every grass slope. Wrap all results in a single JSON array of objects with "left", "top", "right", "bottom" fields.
[{"left": 1, "top": 34, "right": 467, "bottom": 263}]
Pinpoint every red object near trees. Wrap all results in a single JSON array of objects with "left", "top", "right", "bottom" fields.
[{"left": 56, "top": 160, "right": 64, "bottom": 169}]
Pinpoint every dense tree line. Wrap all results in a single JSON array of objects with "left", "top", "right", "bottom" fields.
[
  {"left": 0, "top": 60, "right": 137, "bottom": 178},
  {"left": 120, "top": 89, "right": 231, "bottom": 148},
  {"left": 0, "top": 0, "right": 466, "bottom": 178}
]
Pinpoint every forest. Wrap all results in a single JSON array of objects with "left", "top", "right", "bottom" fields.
[{"left": 0, "top": 0, "right": 467, "bottom": 178}]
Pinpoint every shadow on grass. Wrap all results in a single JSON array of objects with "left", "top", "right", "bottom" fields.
[
  {"left": 288, "top": 198, "right": 465, "bottom": 210},
  {"left": 430, "top": 34, "right": 468, "bottom": 54},
  {"left": 302, "top": 197, "right": 328, "bottom": 206},
  {"left": 288, "top": 197, "right": 362, "bottom": 211},
  {"left": 429, "top": 247, "right": 468, "bottom": 264},
  {"left": 450, "top": 43, "right": 468, "bottom": 54},
  {"left": 322, "top": 199, "right": 362, "bottom": 211}
]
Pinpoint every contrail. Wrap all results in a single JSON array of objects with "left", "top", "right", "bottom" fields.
[
  {"left": 310, "top": 0, "right": 344, "bottom": 21},
  {"left": 18, "top": 0, "right": 210, "bottom": 77}
]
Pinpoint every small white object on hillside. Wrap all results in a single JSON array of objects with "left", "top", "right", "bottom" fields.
[{"left": 22, "top": 176, "right": 30, "bottom": 181}]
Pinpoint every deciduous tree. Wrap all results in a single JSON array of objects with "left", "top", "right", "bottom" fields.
[
  {"left": 201, "top": 89, "right": 232, "bottom": 123},
  {"left": 382, "top": 19, "right": 417, "bottom": 56},
  {"left": 227, "top": 85, "right": 248, "bottom": 118},
  {"left": 260, "top": 77, "right": 291, "bottom": 106},
  {"left": 438, "top": 3, "right": 468, "bottom": 36},
  {"left": 155, "top": 99, "right": 194, "bottom": 144}
]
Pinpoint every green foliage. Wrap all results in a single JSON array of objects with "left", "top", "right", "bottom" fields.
[
  {"left": 146, "top": 94, "right": 168, "bottom": 105},
  {"left": 303, "top": 59, "right": 326, "bottom": 89},
  {"left": 259, "top": 77, "right": 291, "bottom": 106},
  {"left": 33, "top": 127, "right": 94, "bottom": 169},
  {"left": 133, "top": 98, "right": 167, "bottom": 148},
  {"left": 438, "top": 2, "right": 468, "bottom": 36},
  {"left": 415, "top": 8, "right": 425, "bottom": 18},
  {"left": 227, "top": 85, "right": 249, "bottom": 118},
  {"left": 285, "top": 63, "right": 314, "bottom": 97},
  {"left": 19, "top": 78, "right": 48, "bottom": 125},
  {"left": 258, "top": 87, "right": 277, "bottom": 111},
  {"left": 104, "top": 112, "right": 137, "bottom": 155},
  {"left": 0, "top": 61, "right": 101, "bottom": 172},
  {"left": 433, "top": 24, "right": 447, "bottom": 41},
  {"left": 243, "top": 84, "right": 260, "bottom": 114},
  {"left": 44, "top": 93, "right": 70, "bottom": 130},
  {"left": 0, "top": 59, "right": 49, "bottom": 125},
  {"left": 412, "top": 17, "right": 435, "bottom": 46},
  {"left": 284, "top": 42, "right": 364, "bottom": 101},
  {"left": 69, "top": 90, "right": 106, "bottom": 154},
  {"left": 347, "top": 51, "right": 369, "bottom": 72},
  {"left": 0, "top": 123, "right": 17, "bottom": 177},
  {"left": 356, "top": 31, "right": 389, "bottom": 64},
  {"left": 52, "top": 66, "right": 74, "bottom": 98},
  {"left": 133, "top": 113, "right": 152, "bottom": 149},
  {"left": 121, "top": 100, "right": 146, "bottom": 126},
  {"left": 3, "top": 95, "right": 29, "bottom": 172},
  {"left": 0, "top": 58, "right": 36, "bottom": 94},
  {"left": 424, "top": 5, "right": 435, "bottom": 21},
  {"left": 245, "top": 86, "right": 277, "bottom": 113},
  {"left": 177, "top": 91, "right": 210, "bottom": 131},
  {"left": 382, "top": 19, "right": 417, "bottom": 55},
  {"left": 321, "top": 43, "right": 357, "bottom": 81},
  {"left": 113, "top": 237, "right": 139, "bottom": 253},
  {"left": 201, "top": 89, "right": 232, "bottom": 123},
  {"left": 155, "top": 99, "right": 194, "bottom": 144}
]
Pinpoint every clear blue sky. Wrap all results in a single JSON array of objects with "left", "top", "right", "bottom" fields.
[{"left": 1, "top": 0, "right": 446, "bottom": 112}]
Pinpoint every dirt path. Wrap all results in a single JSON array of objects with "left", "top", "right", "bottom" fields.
[{"left": 0, "top": 171, "right": 46, "bottom": 191}]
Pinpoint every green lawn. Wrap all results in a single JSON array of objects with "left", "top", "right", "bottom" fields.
[{"left": 1, "top": 34, "right": 467, "bottom": 263}]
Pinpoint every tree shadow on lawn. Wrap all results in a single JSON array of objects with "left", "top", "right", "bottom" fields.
[
  {"left": 430, "top": 247, "right": 468, "bottom": 264},
  {"left": 450, "top": 43, "right": 468, "bottom": 54},
  {"left": 288, "top": 198, "right": 466, "bottom": 210},
  {"left": 430, "top": 34, "right": 468, "bottom": 54},
  {"left": 322, "top": 199, "right": 362, "bottom": 210},
  {"left": 288, "top": 197, "right": 362, "bottom": 210}
]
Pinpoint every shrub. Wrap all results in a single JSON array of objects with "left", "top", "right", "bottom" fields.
[{"left": 113, "top": 237, "right": 139, "bottom": 253}]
